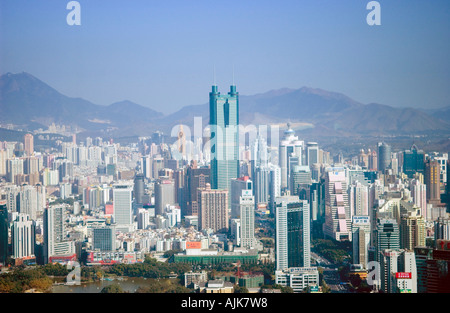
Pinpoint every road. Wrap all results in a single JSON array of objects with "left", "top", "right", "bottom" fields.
[{"left": 311, "top": 252, "right": 348, "bottom": 293}]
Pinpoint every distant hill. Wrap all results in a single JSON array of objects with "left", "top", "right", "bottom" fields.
[
  {"left": 0, "top": 72, "right": 164, "bottom": 136},
  {"left": 1, "top": 72, "right": 449, "bottom": 139}
]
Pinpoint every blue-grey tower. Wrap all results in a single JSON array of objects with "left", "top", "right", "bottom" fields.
[{"left": 209, "top": 84, "right": 239, "bottom": 194}]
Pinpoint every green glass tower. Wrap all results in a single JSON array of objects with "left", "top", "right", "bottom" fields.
[
  {"left": 0, "top": 202, "right": 8, "bottom": 265},
  {"left": 209, "top": 85, "right": 239, "bottom": 192}
]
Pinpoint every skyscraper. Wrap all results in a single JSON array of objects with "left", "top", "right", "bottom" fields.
[
  {"left": 183, "top": 164, "right": 210, "bottom": 217},
  {"left": 374, "top": 219, "right": 400, "bottom": 263},
  {"left": 133, "top": 173, "right": 145, "bottom": 205},
  {"left": 231, "top": 176, "right": 253, "bottom": 218},
  {"left": 11, "top": 213, "right": 35, "bottom": 260},
  {"left": 290, "top": 165, "right": 312, "bottom": 196},
  {"left": 155, "top": 178, "right": 176, "bottom": 216},
  {"left": 410, "top": 179, "right": 427, "bottom": 218},
  {"left": 279, "top": 124, "right": 303, "bottom": 191},
  {"left": 403, "top": 144, "right": 425, "bottom": 178},
  {"left": 239, "top": 190, "right": 257, "bottom": 249},
  {"left": 44, "top": 206, "right": 76, "bottom": 264},
  {"left": 198, "top": 184, "right": 228, "bottom": 232},
  {"left": 92, "top": 225, "right": 116, "bottom": 251},
  {"left": 112, "top": 183, "right": 134, "bottom": 232},
  {"left": 377, "top": 142, "right": 391, "bottom": 174},
  {"left": 323, "top": 167, "right": 351, "bottom": 241},
  {"left": 0, "top": 201, "right": 8, "bottom": 265},
  {"left": 209, "top": 84, "right": 239, "bottom": 194},
  {"left": 425, "top": 158, "right": 441, "bottom": 205},
  {"left": 24, "top": 133, "right": 34, "bottom": 157},
  {"left": 275, "top": 195, "right": 310, "bottom": 270},
  {"left": 351, "top": 216, "right": 371, "bottom": 269},
  {"left": 400, "top": 210, "right": 425, "bottom": 251},
  {"left": 306, "top": 142, "right": 319, "bottom": 168}
]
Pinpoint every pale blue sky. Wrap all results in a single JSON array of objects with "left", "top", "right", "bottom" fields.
[{"left": 1, "top": 0, "right": 449, "bottom": 114}]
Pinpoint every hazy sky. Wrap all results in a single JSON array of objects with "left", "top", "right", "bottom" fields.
[{"left": 1, "top": 0, "right": 449, "bottom": 114}]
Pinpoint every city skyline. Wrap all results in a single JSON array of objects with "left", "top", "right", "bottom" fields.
[
  {"left": 1, "top": 1, "right": 450, "bottom": 114},
  {"left": 1, "top": 0, "right": 450, "bottom": 297}
]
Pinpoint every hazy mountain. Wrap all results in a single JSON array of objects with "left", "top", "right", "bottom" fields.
[
  {"left": 1, "top": 72, "right": 449, "bottom": 139},
  {"left": 0, "top": 72, "right": 164, "bottom": 135}
]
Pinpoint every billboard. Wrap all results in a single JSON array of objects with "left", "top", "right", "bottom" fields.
[
  {"left": 186, "top": 241, "right": 202, "bottom": 249},
  {"left": 396, "top": 272, "right": 412, "bottom": 279},
  {"left": 436, "top": 240, "right": 450, "bottom": 251}
]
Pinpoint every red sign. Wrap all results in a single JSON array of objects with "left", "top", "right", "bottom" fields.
[
  {"left": 436, "top": 240, "right": 450, "bottom": 251},
  {"left": 396, "top": 272, "right": 412, "bottom": 279},
  {"left": 186, "top": 241, "right": 202, "bottom": 249}
]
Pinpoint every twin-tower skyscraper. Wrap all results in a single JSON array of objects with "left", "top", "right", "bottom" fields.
[{"left": 209, "top": 84, "right": 239, "bottom": 193}]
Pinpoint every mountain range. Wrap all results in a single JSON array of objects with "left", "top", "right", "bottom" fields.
[{"left": 1, "top": 72, "right": 449, "bottom": 141}]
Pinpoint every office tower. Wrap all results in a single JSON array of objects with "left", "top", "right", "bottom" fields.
[
  {"left": 11, "top": 213, "right": 35, "bottom": 259},
  {"left": 434, "top": 217, "right": 450, "bottom": 240},
  {"left": 424, "top": 242, "right": 450, "bottom": 293},
  {"left": 379, "top": 249, "right": 400, "bottom": 293},
  {"left": 24, "top": 156, "right": 39, "bottom": 175},
  {"left": 155, "top": 178, "right": 175, "bottom": 216},
  {"left": 24, "top": 133, "right": 34, "bottom": 156},
  {"left": 377, "top": 142, "right": 391, "bottom": 174},
  {"left": 290, "top": 165, "right": 312, "bottom": 196},
  {"left": 230, "top": 219, "right": 241, "bottom": 246},
  {"left": 397, "top": 250, "right": 418, "bottom": 293},
  {"left": 309, "top": 181, "right": 325, "bottom": 230},
  {"left": 250, "top": 134, "right": 268, "bottom": 180},
  {"left": 403, "top": 145, "right": 425, "bottom": 178},
  {"left": 414, "top": 247, "right": 433, "bottom": 293},
  {"left": 44, "top": 206, "right": 76, "bottom": 264},
  {"left": 400, "top": 210, "right": 425, "bottom": 251},
  {"left": 0, "top": 149, "right": 7, "bottom": 176},
  {"left": 269, "top": 164, "right": 281, "bottom": 211},
  {"left": 152, "top": 131, "right": 163, "bottom": 145},
  {"left": 239, "top": 190, "right": 257, "bottom": 249},
  {"left": 358, "top": 149, "right": 369, "bottom": 168},
  {"left": 349, "top": 181, "right": 369, "bottom": 216},
  {"left": 279, "top": 124, "right": 303, "bottom": 191},
  {"left": 433, "top": 154, "right": 448, "bottom": 185},
  {"left": 173, "top": 169, "right": 185, "bottom": 212},
  {"left": 391, "top": 157, "right": 399, "bottom": 176},
  {"left": 7, "top": 158, "right": 24, "bottom": 184},
  {"left": 92, "top": 225, "right": 116, "bottom": 251},
  {"left": 379, "top": 249, "right": 418, "bottom": 293},
  {"left": 152, "top": 157, "right": 165, "bottom": 179},
  {"left": 447, "top": 160, "right": 450, "bottom": 213},
  {"left": 351, "top": 216, "right": 371, "bottom": 268},
  {"left": 134, "top": 174, "right": 145, "bottom": 205},
  {"left": 306, "top": 142, "right": 319, "bottom": 167},
  {"left": 184, "top": 164, "right": 210, "bottom": 216},
  {"left": 410, "top": 179, "right": 427, "bottom": 219},
  {"left": 19, "top": 185, "right": 38, "bottom": 221},
  {"left": 53, "top": 159, "right": 74, "bottom": 182},
  {"left": 323, "top": 167, "right": 351, "bottom": 241},
  {"left": 230, "top": 176, "right": 252, "bottom": 219},
  {"left": 368, "top": 149, "right": 378, "bottom": 171},
  {"left": 197, "top": 184, "right": 228, "bottom": 232},
  {"left": 141, "top": 155, "right": 152, "bottom": 179},
  {"left": 275, "top": 196, "right": 310, "bottom": 270},
  {"left": 0, "top": 201, "right": 8, "bottom": 265},
  {"left": 425, "top": 159, "right": 441, "bottom": 205},
  {"left": 374, "top": 219, "right": 400, "bottom": 262},
  {"left": 254, "top": 166, "right": 270, "bottom": 207},
  {"left": 209, "top": 84, "right": 239, "bottom": 193},
  {"left": 137, "top": 209, "right": 150, "bottom": 230},
  {"left": 112, "top": 183, "right": 134, "bottom": 232}
]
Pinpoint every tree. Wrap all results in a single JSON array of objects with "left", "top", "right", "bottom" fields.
[
  {"left": 234, "top": 285, "right": 249, "bottom": 293},
  {"left": 101, "top": 283, "right": 125, "bottom": 293}
]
